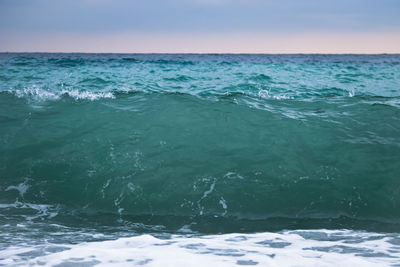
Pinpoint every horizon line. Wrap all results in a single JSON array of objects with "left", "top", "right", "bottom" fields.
[{"left": 1, "top": 51, "right": 400, "bottom": 55}]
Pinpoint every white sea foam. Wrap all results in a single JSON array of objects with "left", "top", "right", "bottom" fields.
[
  {"left": 0, "top": 201, "right": 58, "bottom": 220},
  {"left": 197, "top": 178, "right": 217, "bottom": 216},
  {"left": 219, "top": 197, "right": 228, "bottom": 215},
  {"left": 61, "top": 89, "right": 115, "bottom": 100},
  {"left": 224, "top": 172, "right": 244, "bottom": 180},
  {"left": 2, "top": 230, "right": 399, "bottom": 267},
  {"left": 258, "top": 89, "right": 293, "bottom": 100},
  {"left": 11, "top": 87, "right": 59, "bottom": 101},
  {"left": 8, "top": 87, "right": 115, "bottom": 101},
  {"left": 5, "top": 180, "right": 30, "bottom": 198}
]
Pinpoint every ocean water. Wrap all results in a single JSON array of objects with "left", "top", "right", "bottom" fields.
[{"left": 0, "top": 53, "right": 400, "bottom": 266}]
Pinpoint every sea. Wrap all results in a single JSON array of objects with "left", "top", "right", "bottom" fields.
[{"left": 0, "top": 53, "right": 400, "bottom": 266}]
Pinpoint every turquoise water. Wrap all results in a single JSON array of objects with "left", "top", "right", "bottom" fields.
[{"left": 1, "top": 53, "right": 400, "bottom": 265}]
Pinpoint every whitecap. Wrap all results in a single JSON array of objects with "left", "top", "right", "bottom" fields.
[{"left": 4, "top": 230, "right": 398, "bottom": 267}]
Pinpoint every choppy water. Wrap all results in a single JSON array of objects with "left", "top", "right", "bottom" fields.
[{"left": 1, "top": 53, "right": 400, "bottom": 266}]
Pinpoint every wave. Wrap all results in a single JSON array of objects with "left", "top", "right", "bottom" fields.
[
  {"left": 1, "top": 89, "right": 400, "bottom": 232},
  {"left": 0, "top": 84, "right": 373, "bottom": 100},
  {"left": 163, "top": 75, "right": 195, "bottom": 82},
  {"left": 1, "top": 53, "right": 400, "bottom": 234},
  {"left": 47, "top": 57, "right": 86, "bottom": 67},
  {"left": 2, "top": 53, "right": 400, "bottom": 65},
  {"left": 4, "top": 87, "right": 115, "bottom": 101},
  {"left": 3, "top": 85, "right": 399, "bottom": 108}
]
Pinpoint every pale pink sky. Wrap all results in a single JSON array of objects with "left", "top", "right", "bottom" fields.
[{"left": 2, "top": 32, "right": 400, "bottom": 53}]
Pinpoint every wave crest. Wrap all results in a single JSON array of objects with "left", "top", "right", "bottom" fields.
[{"left": 7, "top": 87, "right": 115, "bottom": 101}]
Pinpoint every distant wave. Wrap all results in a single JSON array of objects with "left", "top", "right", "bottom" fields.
[
  {"left": 3, "top": 85, "right": 399, "bottom": 106},
  {"left": 5, "top": 87, "right": 115, "bottom": 101}
]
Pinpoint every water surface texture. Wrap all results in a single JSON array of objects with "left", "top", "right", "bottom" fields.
[{"left": 1, "top": 53, "right": 400, "bottom": 266}]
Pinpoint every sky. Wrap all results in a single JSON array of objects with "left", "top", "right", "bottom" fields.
[{"left": 0, "top": 0, "right": 400, "bottom": 53}]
